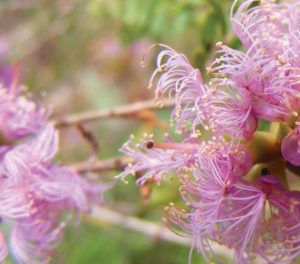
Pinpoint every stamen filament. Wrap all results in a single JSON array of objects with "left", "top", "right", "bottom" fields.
[{"left": 146, "top": 141, "right": 198, "bottom": 151}]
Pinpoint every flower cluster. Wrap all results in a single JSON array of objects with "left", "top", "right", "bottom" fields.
[
  {"left": 0, "top": 65, "right": 108, "bottom": 263},
  {"left": 119, "top": 0, "right": 300, "bottom": 263}
]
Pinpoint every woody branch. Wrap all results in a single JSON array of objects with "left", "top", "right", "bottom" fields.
[{"left": 55, "top": 98, "right": 175, "bottom": 127}]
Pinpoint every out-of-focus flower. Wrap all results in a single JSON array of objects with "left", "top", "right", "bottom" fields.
[
  {"left": 0, "top": 63, "right": 109, "bottom": 263},
  {"left": 0, "top": 63, "right": 48, "bottom": 140},
  {"left": 1, "top": 125, "right": 89, "bottom": 207},
  {"left": 0, "top": 124, "right": 108, "bottom": 263},
  {"left": 0, "top": 88, "right": 49, "bottom": 140}
]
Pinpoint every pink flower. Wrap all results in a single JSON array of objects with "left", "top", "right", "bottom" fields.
[
  {"left": 231, "top": 0, "right": 290, "bottom": 51},
  {"left": 0, "top": 124, "right": 108, "bottom": 263},
  {"left": 282, "top": 123, "right": 300, "bottom": 166},
  {"left": 10, "top": 201, "right": 70, "bottom": 264},
  {"left": 119, "top": 1, "right": 300, "bottom": 263},
  {"left": 0, "top": 124, "right": 94, "bottom": 209},
  {"left": 147, "top": 45, "right": 206, "bottom": 134},
  {"left": 166, "top": 168, "right": 264, "bottom": 263},
  {"left": 0, "top": 232, "right": 7, "bottom": 263},
  {"left": 0, "top": 64, "right": 48, "bottom": 140},
  {"left": 119, "top": 132, "right": 252, "bottom": 185},
  {"left": 211, "top": 42, "right": 298, "bottom": 121},
  {"left": 118, "top": 134, "right": 200, "bottom": 185},
  {"left": 149, "top": 45, "right": 256, "bottom": 140},
  {"left": 167, "top": 172, "right": 300, "bottom": 263},
  {"left": 254, "top": 176, "right": 300, "bottom": 263},
  {"left": 211, "top": 0, "right": 300, "bottom": 121}
]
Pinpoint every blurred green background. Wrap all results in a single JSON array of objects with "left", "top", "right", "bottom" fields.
[{"left": 0, "top": 0, "right": 239, "bottom": 263}]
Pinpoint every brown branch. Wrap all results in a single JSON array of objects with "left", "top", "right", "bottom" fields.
[
  {"left": 86, "top": 206, "right": 235, "bottom": 258},
  {"left": 76, "top": 123, "right": 99, "bottom": 154},
  {"left": 87, "top": 206, "right": 190, "bottom": 245},
  {"left": 69, "top": 157, "right": 131, "bottom": 173},
  {"left": 54, "top": 98, "right": 175, "bottom": 127}
]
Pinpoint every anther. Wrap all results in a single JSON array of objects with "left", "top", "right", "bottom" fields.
[{"left": 146, "top": 141, "right": 154, "bottom": 149}]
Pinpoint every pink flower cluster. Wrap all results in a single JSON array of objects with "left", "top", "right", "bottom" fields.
[
  {"left": 119, "top": 0, "right": 300, "bottom": 263},
  {"left": 0, "top": 65, "right": 107, "bottom": 263}
]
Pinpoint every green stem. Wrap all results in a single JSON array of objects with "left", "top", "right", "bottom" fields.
[
  {"left": 244, "top": 157, "right": 288, "bottom": 189},
  {"left": 246, "top": 123, "right": 289, "bottom": 164},
  {"left": 246, "top": 131, "right": 281, "bottom": 164}
]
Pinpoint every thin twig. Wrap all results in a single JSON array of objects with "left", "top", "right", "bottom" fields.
[
  {"left": 76, "top": 123, "right": 99, "bottom": 154},
  {"left": 69, "top": 157, "right": 131, "bottom": 173},
  {"left": 86, "top": 206, "right": 235, "bottom": 259},
  {"left": 54, "top": 98, "right": 175, "bottom": 127},
  {"left": 87, "top": 206, "right": 190, "bottom": 245}
]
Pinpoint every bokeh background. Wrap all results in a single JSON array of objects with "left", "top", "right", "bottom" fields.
[{"left": 0, "top": 0, "right": 242, "bottom": 263}]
